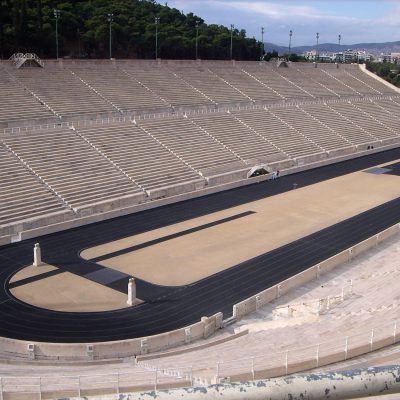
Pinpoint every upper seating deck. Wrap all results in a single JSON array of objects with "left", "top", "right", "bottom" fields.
[
  {"left": 2, "top": 61, "right": 398, "bottom": 128},
  {"left": 11, "top": 68, "right": 116, "bottom": 118},
  {"left": 172, "top": 65, "right": 250, "bottom": 105},
  {"left": 0, "top": 70, "right": 57, "bottom": 127},
  {"left": 124, "top": 66, "right": 213, "bottom": 108},
  {"left": 208, "top": 65, "right": 281, "bottom": 102},
  {"left": 71, "top": 67, "right": 168, "bottom": 113},
  {"left": 1, "top": 60, "right": 399, "bottom": 233},
  {"left": 239, "top": 63, "right": 314, "bottom": 100},
  {"left": 342, "top": 67, "right": 397, "bottom": 95}
]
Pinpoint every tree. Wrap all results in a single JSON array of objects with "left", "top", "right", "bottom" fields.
[{"left": 0, "top": 0, "right": 262, "bottom": 60}]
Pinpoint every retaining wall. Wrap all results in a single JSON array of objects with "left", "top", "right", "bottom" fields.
[
  {"left": 0, "top": 313, "right": 223, "bottom": 362},
  {"left": 232, "top": 222, "right": 400, "bottom": 320}
]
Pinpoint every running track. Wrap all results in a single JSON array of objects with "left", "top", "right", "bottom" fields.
[{"left": 0, "top": 149, "right": 400, "bottom": 343}]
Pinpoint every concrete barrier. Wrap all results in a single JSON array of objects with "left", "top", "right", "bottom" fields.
[
  {"left": 294, "top": 151, "right": 328, "bottom": 166},
  {"left": 377, "top": 224, "right": 400, "bottom": 243},
  {"left": 318, "top": 249, "right": 351, "bottom": 274},
  {"left": 233, "top": 297, "right": 257, "bottom": 319},
  {"left": 148, "top": 180, "right": 205, "bottom": 200},
  {"left": 206, "top": 168, "right": 250, "bottom": 186},
  {"left": 350, "top": 236, "right": 378, "bottom": 259},
  {"left": 327, "top": 146, "right": 356, "bottom": 158},
  {"left": 279, "top": 266, "right": 316, "bottom": 297},
  {"left": 137, "top": 330, "right": 248, "bottom": 362},
  {"left": 232, "top": 223, "right": 400, "bottom": 321},
  {"left": 75, "top": 192, "right": 147, "bottom": 217},
  {"left": 0, "top": 313, "right": 223, "bottom": 362},
  {"left": 0, "top": 236, "right": 11, "bottom": 246}
]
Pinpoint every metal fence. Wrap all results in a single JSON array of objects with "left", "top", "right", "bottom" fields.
[
  {"left": 139, "top": 318, "right": 400, "bottom": 387},
  {"left": 215, "top": 318, "right": 399, "bottom": 382},
  {"left": 0, "top": 368, "right": 190, "bottom": 400}
]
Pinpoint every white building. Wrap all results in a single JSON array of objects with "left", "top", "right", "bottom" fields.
[
  {"left": 334, "top": 49, "right": 372, "bottom": 63},
  {"left": 391, "top": 53, "right": 400, "bottom": 64}
]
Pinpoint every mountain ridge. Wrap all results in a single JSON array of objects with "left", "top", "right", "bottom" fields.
[{"left": 265, "top": 40, "right": 400, "bottom": 55}]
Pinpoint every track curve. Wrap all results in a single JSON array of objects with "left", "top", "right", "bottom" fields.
[{"left": 1, "top": 149, "right": 400, "bottom": 343}]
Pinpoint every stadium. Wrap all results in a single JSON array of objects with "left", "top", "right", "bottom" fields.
[{"left": 2, "top": 23, "right": 400, "bottom": 400}]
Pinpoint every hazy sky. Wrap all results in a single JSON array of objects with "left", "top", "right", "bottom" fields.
[{"left": 167, "top": 1, "right": 400, "bottom": 46}]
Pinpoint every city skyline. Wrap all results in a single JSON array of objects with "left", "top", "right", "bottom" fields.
[{"left": 167, "top": 0, "right": 400, "bottom": 46}]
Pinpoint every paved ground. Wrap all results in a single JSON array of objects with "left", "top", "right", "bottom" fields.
[
  {"left": 9, "top": 264, "right": 132, "bottom": 312},
  {"left": 1, "top": 149, "right": 400, "bottom": 342},
  {"left": 81, "top": 166, "right": 400, "bottom": 286}
]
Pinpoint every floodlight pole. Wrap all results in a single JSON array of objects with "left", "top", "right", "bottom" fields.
[
  {"left": 53, "top": 9, "right": 61, "bottom": 60},
  {"left": 230, "top": 24, "right": 234, "bottom": 60},
  {"left": 338, "top": 34, "right": 342, "bottom": 63},
  {"left": 107, "top": 13, "right": 113, "bottom": 59},
  {"left": 195, "top": 20, "right": 200, "bottom": 59},
  {"left": 316, "top": 32, "right": 320, "bottom": 62},
  {"left": 289, "top": 30, "right": 293, "bottom": 58},
  {"left": 155, "top": 17, "right": 160, "bottom": 59},
  {"left": 261, "top": 27, "right": 265, "bottom": 60}
]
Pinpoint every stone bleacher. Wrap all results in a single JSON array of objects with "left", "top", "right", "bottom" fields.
[
  {"left": 125, "top": 66, "right": 213, "bottom": 108},
  {"left": 72, "top": 67, "right": 169, "bottom": 113},
  {"left": 354, "top": 100, "right": 400, "bottom": 135},
  {"left": 240, "top": 63, "right": 313, "bottom": 100},
  {"left": 172, "top": 65, "right": 250, "bottom": 105},
  {"left": 343, "top": 67, "right": 395, "bottom": 95},
  {"left": 0, "top": 144, "right": 68, "bottom": 226},
  {"left": 12, "top": 68, "right": 116, "bottom": 118},
  {"left": 1, "top": 61, "right": 400, "bottom": 237},
  {"left": 232, "top": 107, "right": 322, "bottom": 160},
  {"left": 77, "top": 123, "right": 204, "bottom": 197},
  {"left": 324, "top": 68, "right": 379, "bottom": 96},
  {"left": 188, "top": 112, "right": 285, "bottom": 164},
  {"left": 329, "top": 102, "right": 394, "bottom": 142},
  {"left": 0, "top": 70, "right": 57, "bottom": 128},
  {"left": 208, "top": 65, "right": 280, "bottom": 102},
  {"left": 273, "top": 66, "right": 335, "bottom": 98},
  {"left": 3, "top": 128, "right": 144, "bottom": 212},
  {"left": 136, "top": 115, "right": 245, "bottom": 177}
]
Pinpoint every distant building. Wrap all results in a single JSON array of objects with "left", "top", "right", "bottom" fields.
[
  {"left": 303, "top": 50, "right": 317, "bottom": 61},
  {"left": 303, "top": 50, "right": 333, "bottom": 62},
  {"left": 391, "top": 53, "right": 400, "bottom": 64},
  {"left": 379, "top": 54, "right": 392, "bottom": 63},
  {"left": 334, "top": 49, "right": 372, "bottom": 63}
]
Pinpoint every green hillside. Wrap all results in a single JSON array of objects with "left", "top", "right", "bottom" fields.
[{"left": 0, "top": 0, "right": 262, "bottom": 60}]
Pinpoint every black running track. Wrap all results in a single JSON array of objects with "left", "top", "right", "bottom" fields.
[{"left": 1, "top": 149, "right": 400, "bottom": 343}]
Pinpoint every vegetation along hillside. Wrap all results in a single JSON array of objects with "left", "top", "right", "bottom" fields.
[
  {"left": 0, "top": 0, "right": 262, "bottom": 60},
  {"left": 366, "top": 61, "right": 400, "bottom": 88}
]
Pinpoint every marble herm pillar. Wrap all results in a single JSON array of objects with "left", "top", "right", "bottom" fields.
[
  {"left": 33, "top": 243, "right": 42, "bottom": 267},
  {"left": 127, "top": 278, "right": 136, "bottom": 306}
]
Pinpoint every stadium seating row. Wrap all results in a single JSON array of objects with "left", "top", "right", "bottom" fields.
[
  {"left": 0, "top": 61, "right": 396, "bottom": 128},
  {"left": 1, "top": 94, "right": 400, "bottom": 230}
]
